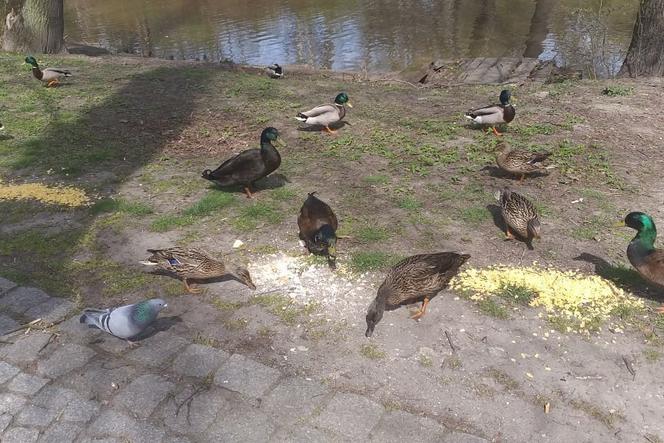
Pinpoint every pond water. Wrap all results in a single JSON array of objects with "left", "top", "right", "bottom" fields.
[{"left": 64, "top": 0, "right": 638, "bottom": 76}]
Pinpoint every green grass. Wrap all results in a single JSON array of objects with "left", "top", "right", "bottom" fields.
[
  {"left": 349, "top": 251, "right": 400, "bottom": 273},
  {"left": 251, "top": 293, "right": 319, "bottom": 325},
  {"left": 357, "top": 226, "right": 390, "bottom": 242},
  {"left": 397, "top": 196, "right": 422, "bottom": 211},
  {"left": 643, "top": 348, "right": 662, "bottom": 363},
  {"left": 363, "top": 175, "right": 389, "bottom": 185},
  {"left": 460, "top": 206, "right": 490, "bottom": 225},
  {"left": 478, "top": 298, "right": 510, "bottom": 319},
  {"left": 513, "top": 123, "right": 555, "bottom": 136},
  {"left": 360, "top": 343, "right": 386, "bottom": 360},
  {"left": 233, "top": 201, "right": 284, "bottom": 231},
  {"left": 419, "top": 353, "right": 433, "bottom": 367},
  {"left": 269, "top": 187, "right": 298, "bottom": 202},
  {"left": 496, "top": 283, "right": 537, "bottom": 306},
  {"left": 602, "top": 85, "right": 633, "bottom": 97},
  {"left": 150, "top": 191, "right": 236, "bottom": 232},
  {"left": 90, "top": 198, "right": 153, "bottom": 216}
]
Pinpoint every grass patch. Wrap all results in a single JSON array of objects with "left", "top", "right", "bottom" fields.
[
  {"left": 349, "top": 251, "right": 400, "bottom": 273},
  {"left": 364, "top": 175, "right": 389, "bottom": 185},
  {"left": 90, "top": 198, "right": 153, "bottom": 216},
  {"left": 568, "top": 398, "right": 625, "bottom": 428},
  {"left": 397, "top": 196, "right": 422, "bottom": 211},
  {"left": 252, "top": 293, "right": 318, "bottom": 325},
  {"left": 357, "top": 226, "right": 391, "bottom": 242},
  {"left": 224, "top": 318, "right": 248, "bottom": 330},
  {"left": 419, "top": 353, "right": 433, "bottom": 367},
  {"left": 513, "top": 123, "right": 555, "bottom": 136},
  {"left": 643, "top": 348, "right": 662, "bottom": 363},
  {"left": 150, "top": 214, "right": 196, "bottom": 232},
  {"left": 496, "top": 283, "right": 537, "bottom": 306},
  {"left": 360, "top": 343, "right": 386, "bottom": 360},
  {"left": 459, "top": 206, "right": 490, "bottom": 225},
  {"left": 478, "top": 298, "right": 510, "bottom": 319},
  {"left": 270, "top": 187, "right": 297, "bottom": 202},
  {"left": 233, "top": 201, "right": 283, "bottom": 231},
  {"left": 485, "top": 368, "right": 519, "bottom": 390},
  {"left": 601, "top": 85, "right": 633, "bottom": 97},
  {"left": 442, "top": 355, "right": 463, "bottom": 370},
  {"left": 182, "top": 191, "right": 235, "bottom": 217},
  {"left": 211, "top": 299, "right": 244, "bottom": 312}
]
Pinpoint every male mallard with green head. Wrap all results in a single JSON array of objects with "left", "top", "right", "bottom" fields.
[
  {"left": 495, "top": 142, "right": 551, "bottom": 182},
  {"left": 365, "top": 252, "right": 470, "bottom": 337},
  {"left": 495, "top": 187, "right": 541, "bottom": 248},
  {"left": 465, "top": 89, "right": 515, "bottom": 136},
  {"left": 295, "top": 92, "right": 352, "bottom": 134},
  {"left": 266, "top": 63, "right": 284, "bottom": 79},
  {"left": 619, "top": 212, "right": 664, "bottom": 313},
  {"left": 202, "top": 127, "right": 284, "bottom": 198},
  {"left": 298, "top": 192, "right": 339, "bottom": 268},
  {"left": 140, "top": 247, "right": 256, "bottom": 294},
  {"left": 24, "top": 56, "right": 71, "bottom": 87}
]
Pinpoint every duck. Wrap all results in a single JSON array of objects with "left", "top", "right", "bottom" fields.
[
  {"left": 465, "top": 89, "right": 515, "bottom": 136},
  {"left": 365, "top": 252, "right": 470, "bottom": 337},
  {"left": 619, "top": 212, "right": 664, "bottom": 313},
  {"left": 495, "top": 187, "right": 541, "bottom": 248},
  {"left": 140, "top": 247, "right": 256, "bottom": 294},
  {"left": 295, "top": 92, "right": 352, "bottom": 134},
  {"left": 24, "top": 56, "right": 71, "bottom": 87},
  {"left": 202, "top": 127, "right": 284, "bottom": 198},
  {"left": 298, "top": 192, "right": 339, "bottom": 267},
  {"left": 495, "top": 143, "right": 551, "bottom": 181},
  {"left": 266, "top": 63, "right": 284, "bottom": 79}
]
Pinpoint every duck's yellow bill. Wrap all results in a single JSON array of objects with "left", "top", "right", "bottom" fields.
[
  {"left": 615, "top": 221, "right": 626, "bottom": 227},
  {"left": 346, "top": 102, "right": 353, "bottom": 108},
  {"left": 274, "top": 138, "right": 287, "bottom": 147}
]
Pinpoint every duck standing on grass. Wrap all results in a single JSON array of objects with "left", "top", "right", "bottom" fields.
[
  {"left": 24, "top": 56, "right": 71, "bottom": 87},
  {"left": 295, "top": 92, "right": 352, "bottom": 134},
  {"left": 202, "top": 127, "right": 284, "bottom": 198},
  {"left": 619, "top": 212, "right": 664, "bottom": 313},
  {"left": 365, "top": 252, "right": 470, "bottom": 337},
  {"left": 298, "top": 192, "right": 339, "bottom": 268},
  {"left": 495, "top": 142, "right": 552, "bottom": 182},
  {"left": 266, "top": 63, "right": 284, "bottom": 79},
  {"left": 140, "top": 247, "right": 256, "bottom": 294},
  {"left": 495, "top": 187, "right": 541, "bottom": 249},
  {"left": 465, "top": 89, "right": 515, "bottom": 136}
]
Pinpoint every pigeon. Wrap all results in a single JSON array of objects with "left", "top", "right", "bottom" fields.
[{"left": 79, "top": 298, "right": 167, "bottom": 343}]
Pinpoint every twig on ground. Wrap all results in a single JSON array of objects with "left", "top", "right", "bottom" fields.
[
  {"left": 622, "top": 356, "right": 636, "bottom": 380},
  {"left": 444, "top": 330, "right": 458, "bottom": 353}
]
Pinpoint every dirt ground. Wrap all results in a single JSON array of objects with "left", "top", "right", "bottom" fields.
[{"left": 1, "top": 53, "right": 664, "bottom": 441}]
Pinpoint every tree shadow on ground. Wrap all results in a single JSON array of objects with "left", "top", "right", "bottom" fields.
[
  {"left": 574, "top": 253, "right": 664, "bottom": 303},
  {"left": 0, "top": 63, "right": 218, "bottom": 310}
]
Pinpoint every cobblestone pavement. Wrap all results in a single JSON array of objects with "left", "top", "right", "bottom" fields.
[{"left": 0, "top": 277, "right": 487, "bottom": 442}]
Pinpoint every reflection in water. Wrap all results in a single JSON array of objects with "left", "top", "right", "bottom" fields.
[{"left": 64, "top": 0, "right": 637, "bottom": 75}]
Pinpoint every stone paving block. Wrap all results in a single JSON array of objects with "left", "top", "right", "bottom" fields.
[
  {"left": 113, "top": 374, "right": 175, "bottom": 418},
  {"left": 62, "top": 397, "right": 100, "bottom": 422},
  {"left": 2, "top": 427, "right": 40, "bottom": 443},
  {"left": 32, "top": 386, "right": 80, "bottom": 411},
  {"left": 37, "top": 344, "right": 95, "bottom": 378},
  {"left": 79, "top": 438, "right": 125, "bottom": 443},
  {"left": 270, "top": 426, "right": 336, "bottom": 443},
  {"left": 7, "top": 372, "right": 49, "bottom": 395},
  {"left": 24, "top": 297, "right": 75, "bottom": 323},
  {"left": 57, "top": 316, "right": 101, "bottom": 341},
  {"left": 0, "top": 412, "right": 13, "bottom": 432},
  {"left": 214, "top": 353, "right": 281, "bottom": 398},
  {"left": 0, "top": 361, "right": 20, "bottom": 384},
  {"left": 127, "top": 332, "right": 189, "bottom": 367},
  {"left": 0, "top": 313, "right": 20, "bottom": 335},
  {"left": 162, "top": 386, "right": 230, "bottom": 436},
  {"left": 64, "top": 365, "right": 139, "bottom": 399},
  {"left": 442, "top": 431, "right": 490, "bottom": 443},
  {"left": 172, "top": 343, "right": 230, "bottom": 378},
  {"left": 313, "top": 393, "right": 385, "bottom": 441},
  {"left": 97, "top": 337, "right": 133, "bottom": 354},
  {"left": 0, "top": 277, "right": 17, "bottom": 295},
  {"left": 204, "top": 401, "right": 275, "bottom": 443},
  {"left": 88, "top": 409, "right": 165, "bottom": 443},
  {"left": 0, "top": 286, "right": 50, "bottom": 314},
  {"left": 15, "top": 404, "right": 59, "bottom": 427},
  {"left": 261, "top": 377, "right": 328, "bottom": 426},
  {"left": 0, "top": 393, "right": 27, "bottom": 415},
  {"left": 0, "top": 332, "right": 53, "bottom": 364},
  {"left": 369, "top": 410, "right": 447, "bottom": 442},
  {"left": 38, "top": 421, "right": 83, "bottom": 443}
]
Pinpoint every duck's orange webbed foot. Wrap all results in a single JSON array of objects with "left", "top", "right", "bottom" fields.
[
  {"left": 410, "top": 297, "right": 430, "bottom": 320},
  {"left": 655, "top": 305, "right": 664, "bottom": 314},
  {"left": 244, "top": 186, "right": 254, "bottom": 199},
  {"left": 184, "top": 279, "right": 203, "bottom": 295},
  {"left": 324, "top": 126, "right": 337, "bottom": 134}
]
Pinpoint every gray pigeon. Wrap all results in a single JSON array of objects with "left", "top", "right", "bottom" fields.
[{"left": 79, "top": 298, "right": 167, "bottom": 342}]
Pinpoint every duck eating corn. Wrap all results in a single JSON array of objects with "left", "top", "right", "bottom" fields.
[{"left": 297, "top": 192, "right": 339, "bottom": 268}]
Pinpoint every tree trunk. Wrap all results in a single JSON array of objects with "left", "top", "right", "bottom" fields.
[
  {"left": 2, "top": 0, "right": 64, "bottom": 53},
  {"left": 523, "top": 0, "right": 554, "bottom": 58},
  {"left": 619, "top": 0, "right": 664, "bottom": 77}
]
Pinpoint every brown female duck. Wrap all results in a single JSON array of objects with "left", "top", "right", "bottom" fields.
[
  {"left": 298, "top": 192, "right": 339, "bottom": 267},
  {"left": 495, "top": 143, "right": 551, "bottom": 182},
  {"left": 495, "top": 187, "right": 541, "bottom": 248},
  {"left": 140, "top": 247, "right": 255, "bottom": 294},
  {"left": 365, "top": 252, "right": 470, "bottom": 337}
]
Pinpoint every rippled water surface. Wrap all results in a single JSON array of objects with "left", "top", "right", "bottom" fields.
[{"left": 65, "top": 0, "right": 638, "bottom": 75}]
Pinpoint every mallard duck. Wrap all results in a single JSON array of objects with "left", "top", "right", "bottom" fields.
[
  {"left": 295, "top": 92, "right": 352, "bottom": 134},
  {"left": 266, "top": 63, "right": 284, "bottom": 79},
  {"left": 365, "top": 252, "right": 470, "bottom": 337},
  {"left": 496, "top": 143, "right": 551, "bottom": 181},
  {"left": 495, "top": 187, "right": 541, "bottom": 248},
  {"left": 140, "top": 247, "right": 256, "bottom": 294},
  {"left": 298, "top": 192, "right": 339, "bottom": 267},
  {"left": 619, "top": 212, "right": 664, "bottom": 313},
  {"left": 465, "top": 89, "right": 515, "bottom": 136},
  {"left": 202, "top": 127, "right": 284, "bottom": 198},
  {"left": 24, "top": 56, "right": 71, "bottom": 87}
]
